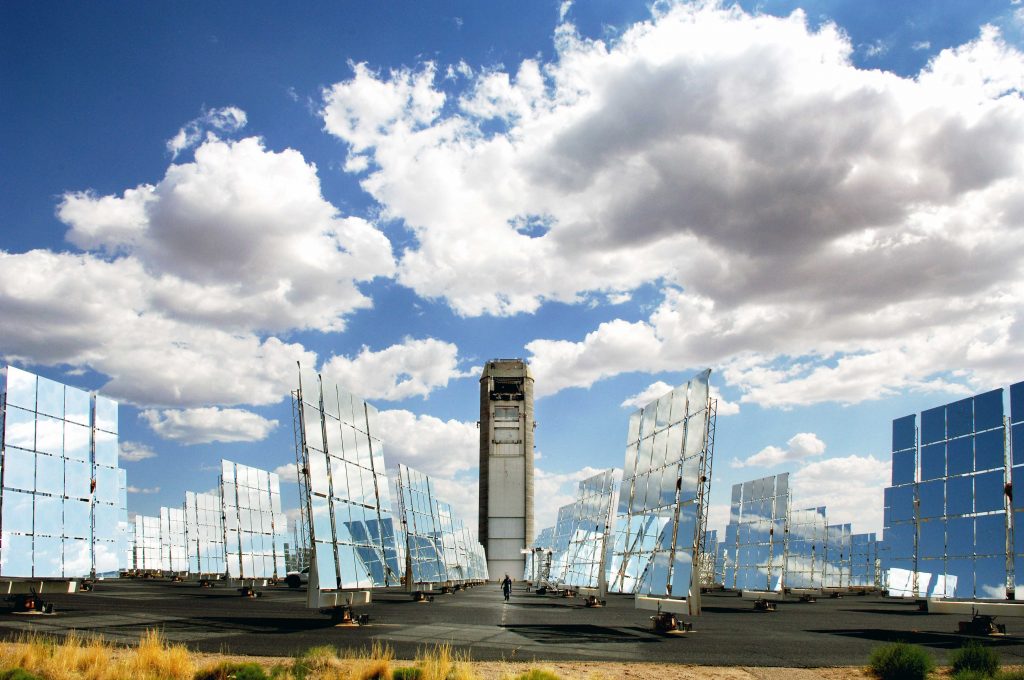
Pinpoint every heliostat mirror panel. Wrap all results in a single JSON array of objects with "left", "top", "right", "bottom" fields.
[
  {"left": 725, "top": 473, "right": 789, "bottom": 592},
  {"left": 608, "top": 369, "right": 714, "bottom": 604},
  {"left": 0, "top": 366, "right": 122, "bottom": 579},
  {"left": 562, "top": 469, "right": 617, "bottom": 590},
  {"left": 185, "top": 491, "right": 226, "bottom": 576},
  {"left": 294, "top": 368, "right": 401, "bottom": 594},
  {"left": 221, "top": 460, "right": 287, "bottom": 580}
]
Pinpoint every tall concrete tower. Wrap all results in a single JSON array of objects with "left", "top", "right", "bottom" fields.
[{"left": 479, "top": 359, "right": 534, "bottom": 580}]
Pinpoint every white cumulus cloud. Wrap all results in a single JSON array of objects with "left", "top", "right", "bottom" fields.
[
  {"left": 320, "top": 338, "right": 477, "bottom": 401},
  {"left": 376, "top": 409, "right": 478, "bottom": 478},
  {"left": 1, "top": 133, "right": 400, "bottom": 422},
  {"left": 732, "top": 432, "right": 826, "bottom": 468},
  {"left": 790, "top": 454, "right": 890, "bottom": 534},
  {"left": 119, "top": 441, "right": 158, "bottom": 462},
  {"left": 167, "top": 105, "right": 248, "bottom": 159},
  {"left": 621, "top": 379, "right": 739, "bottom": 416},
  {"left": 127, "top": 485, "right": 160, "bottom": 495},
  {"left": 273, "top": 463, "right": 299, "bottom": 484},
  {"left": 318, "top": 3, "right": 1024, "bottom": 409},
  {"left": 141, "top": 407, "right": 278, "bottom": 444}
]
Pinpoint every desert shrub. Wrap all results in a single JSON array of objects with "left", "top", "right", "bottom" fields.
[
  {"left": 267, "top": 664, "right": 293, "bottom": 680},
  {"left": 391, "top": 668, "right": 420, "bottom": 680},
  {"left": 291, "top": 646, "right": 338, "bottom": 680},
  {"left": 411, "top": 644, "right": 475, "bottom": 680},
  {"left": 512, "top": 671, "right": 561, "bottom": 680},
  {"left": 0, "top": 669, "right": 45, "bottom": 680},
  {"left": 953, "top": 671, "right": 992, "bottom": 680},
  {"left": 869, "top": 642, "right": 934, "bottom": 680},
  {"left": 195, "top": 661, "right": 269, "bottom": 680},
  {"left": 951, "top": 642, "right": 1000, "bottom": 677}
]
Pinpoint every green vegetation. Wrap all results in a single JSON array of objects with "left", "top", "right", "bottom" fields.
[
  {"left": 954, "top": 671, "right": 994, "bottom": 680},
  {"left": 0, "top": 633, "right": 578, "bottom": 680},
  {"left": 511, "top": 671, "right": 561, "bottom": 680},
  {"left": 0, "top": 669, "right": 45, "bottom": 680},
  {"left": 391, "top": 669, "right": 421, "bottom": 680},
  {"left": 868, "top": 642, "right": 935, "bottom": 680},
  {"left": 194, "top": 662, "right": 269, "bottom": 680},
  {"left": 951, "top": 642, "right": 1000, "bottom": 677}
]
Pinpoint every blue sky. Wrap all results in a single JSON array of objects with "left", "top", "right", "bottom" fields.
[{"left": 2, "top": 0, "right": 1023, "bottom": 540}]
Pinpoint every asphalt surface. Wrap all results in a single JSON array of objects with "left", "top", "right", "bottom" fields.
[{"left": 3, "top": 580, "right": 1024, "bottom": 666}]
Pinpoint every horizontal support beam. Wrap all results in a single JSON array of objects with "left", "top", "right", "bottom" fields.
[
  {"left": 312, "top": 590, "right": 371, "bottom": 609},
  {"left": 741, "top": 590, "right": 784, "bottom": 601},
  {"left": 0, "top": 580, "right": 79, "bottom": 595},
  {"left": 635, "top": 595, "right": 691, "bottom": 614},
  {"left": 928, "top": 599, "right": 1024, "bottom": 617}
]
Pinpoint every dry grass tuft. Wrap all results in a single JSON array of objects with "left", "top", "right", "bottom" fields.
[
  {"left": 0, "top": 633, "right": 53, "bottom": 675},
  {"left": 0, "top": 632, "right": 120, "bottom": 680},
  {"left": 121, "top": 630, "right": 195, "bottom": 680},
  {"left": 0, "top": 632, "right": 578, "bottom": 680},
  {"left": 411, "top": 643, "right": 477, "bottom": 680}
]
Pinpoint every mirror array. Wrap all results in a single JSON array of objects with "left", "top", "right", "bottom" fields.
[
  {"left": 295, "top": 369, "right": 401, "bottom": 594},
  {"left": 699, "top": 528, "right": 719, "bottom": 587},
  {"left": 608, "top": 369, "right": 714, "bottom": 607},
  {"left": 393, "top": 463, "right": 488, "bottom": 586},
  {"left": 221, "top": 460, "right": 288, "bottom": 580},
  {"left": 850, "top": 532, "right": 878, "bottom": 588},
  {"left": 113, "top": 469, "right": 129, "bottom": 577},
  {"left": 824, "top": 523, "right": 851, "bottom": 588},
  {"left": 724, "top": 473, "right": 790, "bottom": 592},
  {"left": 185, "top": 491, "right": 226, "bottom": 577},
  {"left": 0, "top": 366, "right": 125, "bottom": 579},
  {"left": 547, "top": 502, "right": 578, "bottom": 586},
  {"left": 160, "top": 507, "right": 188, "bottom": 573},
  {"left": 134, "top": 515, "right": 162, "bottom": 571},
  {"left": 394, "top": 464, "right": 444, "bottom": 586},
  {"left": 882, "top": 387, "right": 1012, "bottom": 599},
  {"left": 784, "top": 507, "right": 826, "bottom": 590},
  {"left": 882, "top": 413, "right": 923, "bottom": 596},
  {"left": 523, "top": 526, "right": 555, "bottom": 584},
  {"left": 1014, "top": 382, "right": 1024, "bottom": 598},
  {"left": 561, "top": 470, "right": 617, "bottom": 590},
  {"left": 717, "top": 479, "right": 880, "bottom": 594}
]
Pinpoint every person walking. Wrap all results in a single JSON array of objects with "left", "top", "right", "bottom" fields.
[{"left": 501, "top": 574, "right": 512, "bottom": 602}]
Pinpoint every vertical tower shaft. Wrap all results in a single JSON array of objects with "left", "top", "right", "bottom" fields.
[{"left": 479, "top": 359, "right": 534, "bottom": 580}]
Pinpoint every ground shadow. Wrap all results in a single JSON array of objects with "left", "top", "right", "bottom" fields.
[
  {"left": 838, "top": 608, "right": 931, "bottom": 616},
  {"left": 811, "top": 628, "right": 1023, "bottom": 650},
  {"left": 503, "top": 623, "right": 661, "bottom": 645}
]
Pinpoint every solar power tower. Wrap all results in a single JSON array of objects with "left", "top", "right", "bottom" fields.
[
  {"left": 0, "top": 366, "right": 125, "bottom": 598},
  {"left": 608, "top": 369, "right": 717, "bottom": 622},
  {"left": 479, "top": 359, "right": 535, "bottom": 581}
]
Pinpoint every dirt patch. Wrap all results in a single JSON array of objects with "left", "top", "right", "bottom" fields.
[{"left": 188, "top": 655, "right": 879, "bottom": 679}]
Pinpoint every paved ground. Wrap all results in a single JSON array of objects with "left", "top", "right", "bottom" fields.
[{"left": 3, "top": 580, "right": 1024, "bottom": 666}]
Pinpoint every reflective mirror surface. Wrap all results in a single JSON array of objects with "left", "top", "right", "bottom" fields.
[
  {"left": 2, "top": 366, "right": 122, "bottom": 578},
  {"left": 610, "top": 369, "right": 713, "bottom": 601}
]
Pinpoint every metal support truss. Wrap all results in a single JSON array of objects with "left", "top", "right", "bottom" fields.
[
  {"left": 291, "top": 387, "right": 312, "bottom": 567},
  {"left": 695, "top": 398, "right": 718, "bottom": 581}
]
